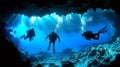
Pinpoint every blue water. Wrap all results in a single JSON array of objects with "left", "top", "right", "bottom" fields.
[{"left": 6, "top": 9, "right": 116, "bottom": 55}]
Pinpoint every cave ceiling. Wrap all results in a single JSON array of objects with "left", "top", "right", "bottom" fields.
[{"left": 0, "top": 0, "right": 120, "bottom": 19}]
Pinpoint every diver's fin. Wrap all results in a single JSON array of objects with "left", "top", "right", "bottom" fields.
[
  {"left": 100, "top": 26, "right": 107, "bottom": 31},
  {"left": 99, "top": 26, "right": 107, "bottom": 33},
  {"left": 20, "top": 35, "right": 25, "bottom": 39}
]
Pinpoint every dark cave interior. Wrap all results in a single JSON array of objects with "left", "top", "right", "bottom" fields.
[
  {"left": 0, "top": 0, "right": 120, "bottom": 67},
  {"left": 0, "top": 0, "right": 120, "bottom": 18}
]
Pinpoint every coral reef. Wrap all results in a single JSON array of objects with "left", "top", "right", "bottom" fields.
[{"left": 30, "top": 36, "right": 120, "bottom": 67}]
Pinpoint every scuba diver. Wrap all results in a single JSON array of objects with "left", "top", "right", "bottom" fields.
[
  {"left": 82, "top": 26, "right": 107, "bottom": 40},
  {"left": 20, "top": 28, "right": 35, "bottom": 41},
  {"left": 46, "top": 31, "right": 60, "bottom": 53}
]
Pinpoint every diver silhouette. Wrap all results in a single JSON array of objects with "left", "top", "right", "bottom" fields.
[
  {"left": 82, "top": 26, "right": 107, "bottom": 40},
  {"left": 20, "top": 28, "right": 35, "bottom": 41},
  {"left": 46, "top": 31, "right": 60, "bottom": 53}
]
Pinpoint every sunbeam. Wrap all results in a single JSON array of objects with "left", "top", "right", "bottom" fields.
[{"left": 6, "top": 9, "right": 116, "bottom": 55}]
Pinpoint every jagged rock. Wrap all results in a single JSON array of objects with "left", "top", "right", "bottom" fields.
[
  {"left": 37, "top": 51, "right": 51, "bottom": 61},
  {"left": 105, "top": 54, "right": 120, "bottom": 67},
  {"left": 115, "top": 54, "right": 120, "bottom": 62},
  {"left": 97, "top": 46, "right": 106, "bottom": 56},
  {"left": 29, "top": 55, "right": 38, "bottom": 63},
  {"left": 36, "top": 64, "right": 42, "bottom": 67},
  {"left": 0, "top": 21, "right": 32, "bottom": 67},
  {"left": 49, "top": 63, "right": 58, "bottom": 67},
  {"left": 104, "top": 58, "right": 110, "bottom": 63},
  {"left": 116, "top": 37, "right": 120, "bottom": 42},
  {"left": 1, "top": 0, "right": 120, "bottom": 17},
  {"left": 87, "top": 59, "right": 99, "bottom": 67},
  {"left": 20, "top": 51, "right": 28, "bottom": 62},
  {"left": 88, "top": 48, "right": 97, "bottom": 57},
  {"left": 62, "top": 61, "right": 74, "bottom": 67},
  {"left": 62, "top": 48, "right": 73, "bottom": 56}
]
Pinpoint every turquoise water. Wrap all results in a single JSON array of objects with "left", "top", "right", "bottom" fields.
[{"left": 7, "top": 9, "right": 116, "bottom": 55}]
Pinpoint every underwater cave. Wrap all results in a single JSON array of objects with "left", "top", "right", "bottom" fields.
[{"left": 0, "top": 0, "right": 120, "bottom": 67}]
